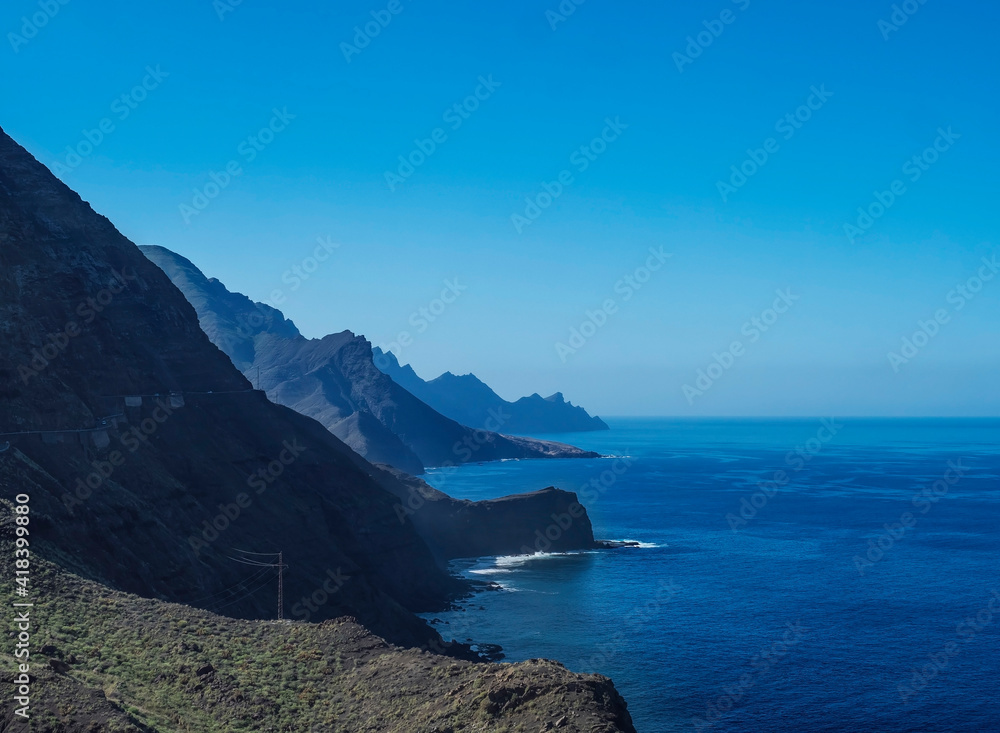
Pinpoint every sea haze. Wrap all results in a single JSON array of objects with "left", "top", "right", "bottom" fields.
[{"left": 422, "top": 418, "right": 1000, "bottom": 733}]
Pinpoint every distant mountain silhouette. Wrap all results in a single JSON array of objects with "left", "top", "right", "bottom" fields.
[
  {"left": 141, "top": 246, "right": 598, "bottom": 474},
  {"left": 373, "top": 348, "right": 609, "bottom": 433}
]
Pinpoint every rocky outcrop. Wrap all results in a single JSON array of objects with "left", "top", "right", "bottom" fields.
[
  {"left": 373, "top": 466, "right": 597, "bottom": 560},
  {"left": 374, "top": 347, "right": 609, "bottom": 433},
  {"left": 140, "top": 245, "right": 600, "bottom": 473}
]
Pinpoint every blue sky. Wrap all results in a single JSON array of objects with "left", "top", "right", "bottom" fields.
[{"left": 3, "top": 0, "right": 998, "bottom": 416}]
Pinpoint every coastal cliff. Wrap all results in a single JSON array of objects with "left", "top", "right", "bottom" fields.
[
  {"left": 141, "top": 244, "right": 600, "bottom": 474},
  {"left": 0, "top": 126, "right": 635, "bottom": 731},
  {"left": 0, "top": 512, "right": 636, "bottom": 732},
  {"left": 376, "top": 466, "right": 597, "bottom": 560},
  {"left": 0, "top": 125, "right": 456, "bottom": 648}
]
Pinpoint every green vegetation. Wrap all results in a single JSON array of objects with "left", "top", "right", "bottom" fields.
[{"left": 2, "top": 516, "right": 632, "bottom": 732}]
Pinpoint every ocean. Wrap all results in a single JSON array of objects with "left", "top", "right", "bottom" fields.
[{"left": 421, "top": 418, "right": 1000, "bottom": 733}]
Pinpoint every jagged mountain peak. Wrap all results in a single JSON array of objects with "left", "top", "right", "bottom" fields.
[
  {"left": 142, "top": 247, "right": 597, "bottom": 473},
  {"left": 376, "top": 355, "right": 609, "bottom": 433}
]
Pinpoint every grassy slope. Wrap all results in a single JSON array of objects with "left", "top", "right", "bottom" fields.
[{"left": 1, "top": 509, "right": 634, "bottom": 733}]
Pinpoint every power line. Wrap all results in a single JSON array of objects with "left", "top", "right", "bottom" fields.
[
  {"left": 186, "top": 566, "right": 273, "bottom": 606},
  {"left": 212, "top": 572, "right": 281, "bottom": 613},
  {"left": 225, "top": 554, "right": 279, "bottom": 568},
  {"left": 224, "top": 550, "right": 287, "bottom": 620},
  {"left": 230, "top": 548, "right": 282, "bottom": 556}
]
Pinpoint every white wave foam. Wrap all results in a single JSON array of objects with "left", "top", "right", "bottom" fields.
[
  {"left": 494, "top": 550, "right": 596, "bottom": 565},
  {"left": 468, "top": 567, "right": 513, "bottom": 576},
  {"left": 607, "top": 539, "right": 662, "bottom": 548},
  {"left": 465, "top": 550, "right": 597, "bottom": 578}
]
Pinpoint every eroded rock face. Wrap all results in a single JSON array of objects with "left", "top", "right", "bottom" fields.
[
  {"left": 0, "top": 126, "right": 459, "bottom": 648},
  {"left": 140, "top": 244, "right": 600, "bottom": 474}
]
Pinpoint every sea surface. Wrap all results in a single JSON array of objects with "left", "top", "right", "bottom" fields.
[{"left": 421, "top": 418, "right": 1000, "bottom": 733}]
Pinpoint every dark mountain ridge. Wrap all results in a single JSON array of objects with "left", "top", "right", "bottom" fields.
[
  {"left": 141, "top": 244, "right": 599, "bottom": 474},
  {"left": 0, "top": 122, "right": 607, "bottom": 632},
  {"left": 374, "top": 346, "right": 610, "bottom": 433},
  {"left": 0, "top": 126, "right": 634, "bottom": 730},
  {"left": 0, "top": 126, "right": 454, "bottom": 647}
]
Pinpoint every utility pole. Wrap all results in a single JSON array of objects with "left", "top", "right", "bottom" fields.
[
  {"left": 277, "top": 551, "right": 284, "bottom": 620},
  {"left": 227, "top": 549, "right": 287, "bottom": 620}
]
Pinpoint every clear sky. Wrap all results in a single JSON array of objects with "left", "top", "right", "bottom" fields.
[{"left": 3, "top": 0, "right": 998, "bottom": 416}]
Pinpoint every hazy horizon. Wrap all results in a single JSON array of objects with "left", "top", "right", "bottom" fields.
[{"left": 5, "top": 0, "right": 998, "bottom": 417}]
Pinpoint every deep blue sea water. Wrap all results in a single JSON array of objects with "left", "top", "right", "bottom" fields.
[{"left": 421, "top": 418, "right": 1000, "bottom": 733}]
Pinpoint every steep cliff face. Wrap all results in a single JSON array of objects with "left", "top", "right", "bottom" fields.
[
  {"left": 140, "top": 245, "right": 300, "bottom": 372},
  {"left": 375, "top": 467, "right": 598, "bottom": 560},
  {"left": 140, "top": 245, "right": 600, "bottom": 473},
  {"left": 374, "top": 347, "right": 610, "bottom": 433},
  {"left": 0, "top": 127, "right": 458, "bottom": 647}
]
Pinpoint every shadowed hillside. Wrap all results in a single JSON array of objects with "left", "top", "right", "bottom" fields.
[{"left": 0, "top": 505, "right": 635, "bottom": 732}]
